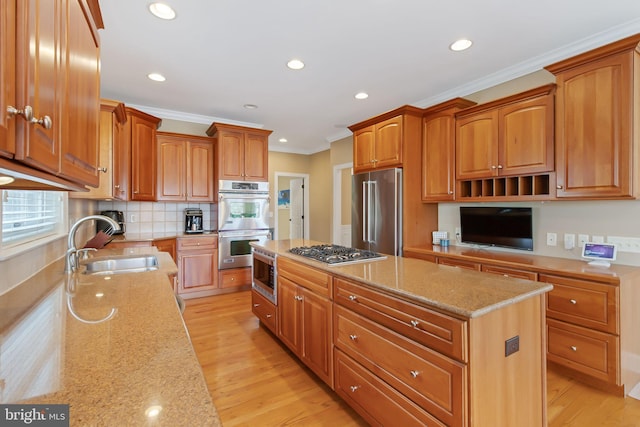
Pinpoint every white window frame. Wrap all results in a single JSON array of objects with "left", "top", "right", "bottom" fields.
[{"left": 0, "top": 190, "right": 68, "bottom": 259}]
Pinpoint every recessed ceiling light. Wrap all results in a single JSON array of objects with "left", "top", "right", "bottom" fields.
[
  {"left": 279, "top": 138, "right": 288, "bottom": 143},
  {"left": 243, "top": 104, "right": 258, "bottom": 109},
  {"left": 354, "top": 92, "right": 369, "bottom": 100},
  {"left": 148, "top": 73, "right": 166, "bottom": 82},
  {"left": 450, "top": 38, "right": 473, "bottom": 52},
  {"left": 287, "top": 59, "right": 305, "bottom": 70},
  {"left": 149, "top": 3, "right": 176, "bottom": 20}
]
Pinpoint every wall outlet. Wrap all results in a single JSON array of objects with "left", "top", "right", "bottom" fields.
[
  {"left": 546, "top": 232, "right": 557, "bottom": 246},
  {"left": 564, "top": 233, "right": 576, "bottom": 250},
  {"left": 578, "top": 234, "right": 589, "bottom": 247},
  {"left": 592, "top": 235, "right": 605, "bottom": 243},
  {"left": 505, "top": 336, "right": 520, "bottom": 357},
  {"left": 130, "top": 214, "right": 136, "bottom": 223},
  {"left": 455, "top": 227, "right": 461, "bottom": 236}
]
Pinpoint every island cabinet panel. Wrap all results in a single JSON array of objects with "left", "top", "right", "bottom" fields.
[
  {"left": 545, "top": 34, "right": 640, "bottom": 199},
  {"left": 251, "top": 288, "right": 277, "bottom": 334},
  {"left": 277, "top": 260, "right": 334, "bottom": 387},
  {"left": 334, "top": 277, "right": 467, "bottom": 362},
  {"left": 176, "top": 236, "right": 218, "bottom": 297},
  {"left": 334, "top": 350, "right": 446, "bottom": 427},
  {"left": 335, "top": 305, "right": 466, "bottom": 427}
]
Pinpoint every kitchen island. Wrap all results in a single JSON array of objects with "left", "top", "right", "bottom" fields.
[
  {"left": 0, "top": 247, "right": 221, "bottom": 426},
  {"left": 252, "top": 239, "right": 553, "bottom": 427}
]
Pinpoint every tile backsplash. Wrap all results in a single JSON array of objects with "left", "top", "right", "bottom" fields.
[{"left": 97, "top": 201, "right": 217, "bottom": 234}]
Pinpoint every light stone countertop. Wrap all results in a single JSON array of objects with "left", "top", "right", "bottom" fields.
[
  {"left": 256, "top": 239, "right": 553, "bottom": 319},
  {"left": 0, "top": 247, "right": 221, "bottom": 426}
]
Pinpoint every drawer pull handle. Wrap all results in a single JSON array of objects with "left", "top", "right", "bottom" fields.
[
  {"left": 350, "top": 385, "right": 360, "bottom": 393},
  {"left": 410, "top": 320, "right": 420, "bottom": 328},
  {"left": 349, "top": 334, "right": 358, "bottom": 341},
  {"left": 570, "top": 299, "right": 577, "bottom": 304},
  {"left": 253, "top": 303, "right": 260, "bottom": 307},
  {"left": 266, "top": 314, "right": 272, "bottom": 318},
  {"left": 571, "top": 346, "right": 577, "bottom": 352},
  {"left": 410, "top": 370, "right": 420, "bottom": 378},
  {"left": 348, "top": 295, "right": 358, "bottom": 302},
  {"left": 294, "top": 295, "right": 303, "bottom": 301}
]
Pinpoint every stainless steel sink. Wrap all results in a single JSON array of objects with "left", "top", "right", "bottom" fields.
[{"left": 81, "top": 254, "right": 159, "bottom": 275}]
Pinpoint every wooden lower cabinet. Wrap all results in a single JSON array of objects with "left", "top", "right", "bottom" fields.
[
  {"left": 177, "top": 236, "right": 217, "bottom": 298},
  {"left": 278, "top": 275, "right": 333, "bottom": 387},
  {"left": 153, "top": 237, "right": 176, "bottom": 262},
  {"left": 277, "top": 258, "right": 333, "bottom": 387},
  {"left": 334, "top": 350, "right": 445, "bottom": 427},
  {"left": 219, "top": 267, "right": 251, "bottom": 290},
  {"left": 437, "top": 257, "right": 481, "bottom": 271},
  {"left": 251, "top": 289, "right": 277, "bottom": 334}
]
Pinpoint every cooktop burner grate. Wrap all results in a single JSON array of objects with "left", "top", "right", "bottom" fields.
[{"left": 289, "top": 244, "right": 386, "bottom": 265}]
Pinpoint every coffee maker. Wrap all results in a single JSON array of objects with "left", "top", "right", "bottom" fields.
[{"left": 185, "top": 208, "right": 203, "bottom": 234}]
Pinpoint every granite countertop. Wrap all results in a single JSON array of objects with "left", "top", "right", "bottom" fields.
[
  {"left": 256, "top": 239, "right": 553, "bottom": 319},
  {"left": 110, "top": 231, "right": 218, "bottom": 242},
  {"left": 0, "top": 247, "right": 221, "bottom": 426}
]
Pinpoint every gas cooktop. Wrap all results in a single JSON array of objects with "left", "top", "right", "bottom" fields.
[{"left": 289, "top": 244, "right": 387, "bottom": 265}]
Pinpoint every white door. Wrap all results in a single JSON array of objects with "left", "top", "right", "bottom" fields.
[{"left": 290, "top": 178, "right": 304, "bottom": 239}]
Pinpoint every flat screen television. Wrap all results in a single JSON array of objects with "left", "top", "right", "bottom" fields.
[{"left": 460, "top": 207, "right": 533, "bottom": 251}]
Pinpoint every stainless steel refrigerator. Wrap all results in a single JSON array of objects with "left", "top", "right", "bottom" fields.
[{"left": 352, "top": 168, "right": 402, "bottom": 256}]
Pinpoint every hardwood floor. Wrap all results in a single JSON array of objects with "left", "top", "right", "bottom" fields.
[{"left": 183, "top": 291, "right": 640, "bottom": 427}]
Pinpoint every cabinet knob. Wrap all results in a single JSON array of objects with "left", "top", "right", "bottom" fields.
[
  {"left": 266, "top": 314, "right": 272, "bottom": 318},
  {"left": 497, "top": 165, "right": 503, "bottom": 169},
  {"left": 253, "top": 303, "right": 260, "bottom": 307},
  {"left": 569, "top": 299, "right": 577, "bottom": 304},
  {"left": 571, "top": 346, "right": 577, "bottom": 352},
  {"left": 410, "top": 320, "right": 420, "bottom": 328},
  {"left": 410, "top": 370, "right": 420, "bottom": 378},
  {"left": 6, "top": 105, "right": 33, "bottom": 121},
  {"left": 97, "top": 167, "right": 107, "bottom": 173},
  {"left": 349, "top": 334, "right": 358, "bottom": 341},
  {"left": 491, "top": 165, "right": 497, "bottom": 169},
  {"left": 448, "top": 191, "right": 453, "bottom": 195},
  {"left": 557, "top": 185, "right": 563, "bottom": 189},
  {"left": 350, "top": 385, "right": 360, "bottom": 393},
  {"left": 114, "top": 185, "right": 120, "bottom": 189},
  {"left": 294, "top": 295, "right": 303, "bottom": 301},
  {"left": 31, "top": 114, "right": 52, "bottom": 129},
  {"left": 348, "top": 295, "right": 358, "bottom": 302}
]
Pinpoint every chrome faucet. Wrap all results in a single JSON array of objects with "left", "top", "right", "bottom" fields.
[{"left": 65, "top": 214, "right": 121, "bottom": 273}]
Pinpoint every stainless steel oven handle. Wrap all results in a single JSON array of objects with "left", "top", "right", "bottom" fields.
[{"left": 219, "top": 193, "right": 269, "bottom": 200}]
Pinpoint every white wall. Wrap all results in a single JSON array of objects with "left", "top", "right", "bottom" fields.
[{"left": 438, "top": 200, "right": 640, "bottom": 266}]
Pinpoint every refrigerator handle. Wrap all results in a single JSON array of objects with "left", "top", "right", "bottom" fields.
[
  {"left": 369, "top": 180, "right": 376, "bottom": 243},
  {"left": 362, "top": 180, "right": 368, "bottom": 242}
]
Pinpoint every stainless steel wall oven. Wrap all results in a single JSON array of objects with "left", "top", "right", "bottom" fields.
[{"left": 217, "top": 180, "right": 271, "bottom": 270}]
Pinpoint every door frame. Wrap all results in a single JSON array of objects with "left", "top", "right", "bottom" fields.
[
  {"left": 332, "top": 162, "right": 352, "bottom": 245},
  {"left": 274, "top": 172, "right": 310, "bottom": 240}
]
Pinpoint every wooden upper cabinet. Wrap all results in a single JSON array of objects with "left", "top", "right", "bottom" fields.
[
  {"left": 349, "top": 106, "right": 424, "bottom": 174},
  {"left": 422, "top": 98, "right": 476, "bottom": 201},
  {"left": 206, "top": 123, "right": 272, "bottom": 182},
  {"left": 351, "top": 115, "right": 403, "bottom": 173},
  {"left": 70, "top": 99, "right": 127, "bottom": 200},
  {"left": 58, "top": 0, "right": 101, "bottom": 187},
  {"left": 455, "top": 84, "right": 555, "bottom": 180},
  {"left": 545, "top": 34, "right": 640, "bottom": 199},
  {"left": 14, "top": 0, "right": 61, "bottom": 175},
  {"left": 127, "top": 107, "right": 161, "bottom": 201},
  {"left": 157, "top": 132, "right": 214, "bottom": 202},
  {"left": 0, "top": 0, "right": 16, "bottom": 159}
]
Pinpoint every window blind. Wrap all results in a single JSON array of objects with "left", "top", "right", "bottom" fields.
[{"left": 1, "top": 190, "right": 64, "bottom": 245}]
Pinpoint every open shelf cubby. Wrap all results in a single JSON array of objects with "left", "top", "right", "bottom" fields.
[{"left": 457, "top": 173, "right": 554, "bottom": 200}]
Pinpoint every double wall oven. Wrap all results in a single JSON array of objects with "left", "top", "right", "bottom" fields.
[{"left": 217, "top": 180, "right": 271, "bottom": 270}]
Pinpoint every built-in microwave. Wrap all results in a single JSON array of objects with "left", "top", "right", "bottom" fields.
[{"left": 252, "top": 247, "right": 276, "bottom": 305}]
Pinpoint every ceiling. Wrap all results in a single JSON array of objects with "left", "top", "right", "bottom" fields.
[{"left": 98, "top": 1, "right": 640, "bottom": 155}]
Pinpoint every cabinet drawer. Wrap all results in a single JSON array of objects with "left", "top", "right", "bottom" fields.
[
  {"left": 335, "top": 306, "right": 465, "bottom": 427},
  {"left": 481, "top": 264, "right": 538, "bottom": 281},
  {"left": 436, "top": 257, "right": 481, "bottom": 271},
  {"left": 547, "top": 318, "right": 619, "bottom": 384},
  {"left": 334, "top": 278, "right": 467, "bottom": 362},
  {"left": 220, "top": 267, "right": 251, "bottom": 288},
  {"left": 278, "top": 257, "right": 332, "bottom": 297},
  {"left": 251, "top": 289, "right": 277, "bottom": 333},
  {"left": 541, "top": 274, "right": 618, "bottom": 334},
  {"left": 335, "top": 350, "right": 446, "bottom": 427},
  {"left": 177, "top": 236, "right": 217, "bottom": 250}
]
